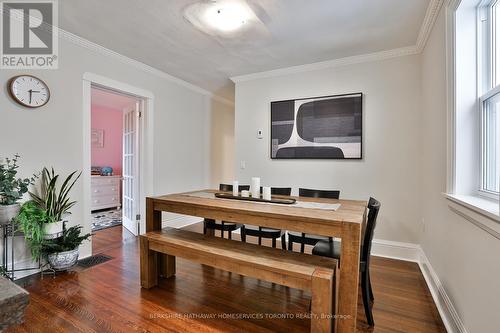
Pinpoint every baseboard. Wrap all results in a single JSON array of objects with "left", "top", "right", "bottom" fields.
[
  {"left": 371, "top": 238, "right": 421, "bottom": 262},
  {"left": 418, "top": 250, "right": 468, "bottom": 333},
  {"left": 162, "top": 215, "right": 203, "bottom": 229},
  {"left": 347, "top": 238, "right": 466, "bottom": 333}
]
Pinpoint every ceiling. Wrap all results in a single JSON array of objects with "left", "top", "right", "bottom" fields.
[
  {"left": 60, "top": 0, "right": 430, "bottom": 101},
  {"left": 91, "top": 87, "right": 138, "bottom": 110}
]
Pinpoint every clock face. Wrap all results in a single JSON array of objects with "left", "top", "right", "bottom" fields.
[{"left": 9, "top": 75, "right": 50, "bottom": 108}]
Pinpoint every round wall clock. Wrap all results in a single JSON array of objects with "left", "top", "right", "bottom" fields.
[{"left": 8, "top": 75, "right": 50, "bottom": 108}]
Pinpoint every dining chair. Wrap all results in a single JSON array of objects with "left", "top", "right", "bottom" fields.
[
  {"left": 240, "top": 187, "right": 292, "bottom": 249},
  {"left": 312, "top": 197, "right": 381, "bottom": 326},
  {"left": 287, "top": 188, "right": 341, "bottom": 252},
  {"left": 203, "top": 183, "right": 250, "bottom": 239}
]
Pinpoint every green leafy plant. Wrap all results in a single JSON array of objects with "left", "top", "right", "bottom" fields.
[
  {"left": 0, "top": 154, "right": 37, "bottom": 205},
  {"left": 15, "top": 201, "right": 50, "bottom": 260},
  {"left": 30, "top": 167, "right": 81, "bottom": 223},
  {"left": 42, "top": 225, "right": 91, "bottom": 255}
]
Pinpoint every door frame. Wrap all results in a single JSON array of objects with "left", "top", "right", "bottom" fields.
[{"left": 83, "top": 72, "right": 154, "bottom": 246}]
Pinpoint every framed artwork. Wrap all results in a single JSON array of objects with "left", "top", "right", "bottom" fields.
[
  {"left": 91, "top": 129, "right": 104, "bottom": 148},
  {"left": 270, "top": 93, "right": 362, "bottom": 159}
]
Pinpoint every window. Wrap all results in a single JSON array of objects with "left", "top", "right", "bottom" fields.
[{"left": 479, "top": 0, "right": 500, "bottom": 197}]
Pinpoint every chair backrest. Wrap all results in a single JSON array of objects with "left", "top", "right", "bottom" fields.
[
  {"left": 299, "top": 188, "right": 340, "bottom": 199},
  {"left": 219, "top": 183, "right": 250, "bottom": 192},
  {"left": 260, "top": 187, "right": 292, "bottom": 196},
  {"left": 361, "top": 197, "right": 381, "bottom": 264}
]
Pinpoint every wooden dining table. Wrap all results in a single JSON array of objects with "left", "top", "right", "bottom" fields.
[{"left": 145, "top": 189, "right": 367, "bottom": 333}]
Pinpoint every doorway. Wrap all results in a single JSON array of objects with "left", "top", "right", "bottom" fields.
[
  {"left": 90, "top": 86, "right": 142, "bottom": 238},
  {"left": 82, "top": 73, "right": 155, "bottom": 257}
]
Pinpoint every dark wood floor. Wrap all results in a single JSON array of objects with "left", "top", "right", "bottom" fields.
[{"left": 8, "top": 225, "right": 446, "bottom": 333}]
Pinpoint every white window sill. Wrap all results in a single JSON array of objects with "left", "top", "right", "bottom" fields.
[{"left": 444, "top": 193, "right": 500, "bottom": 240}]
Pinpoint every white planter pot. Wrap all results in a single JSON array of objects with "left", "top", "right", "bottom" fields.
[
  {"left": 43, "top": 220, "right": 64, "bottom": 239},
  {"left": 47, "top": 248, "right": 79, "bottom": 271},
  {"left": 0, "top": 203, "right": 20, "bottom": 225}
]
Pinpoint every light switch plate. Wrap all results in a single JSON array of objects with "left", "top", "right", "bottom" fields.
[{"left": 257, "top": 129, "right": 263, "bottom": 139}]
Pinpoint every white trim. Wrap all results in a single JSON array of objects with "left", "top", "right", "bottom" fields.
[
  {"left": 82, "top": 73, "right": 155, "bottom": 241},
  {"left": 367, "top": 239, "right": 468, "bottom": 333},
  {"left": 419, "top": 249, "right": 469, "bottom": 333},
  {"left": 162, "top": 215, "right": 204, "bottom": 229},
  {"left": 446, "top": 2, "right": 458, "bottom": 193},
  {"left": 230, "top": 0, "right": 444, "bottom": 83},
  {"left": 230, "top": 46, "right": 419, "bottom": 82},
  {"left": 59, "top": 29, "right": 234, "bottom": 107},
  {"left": 417, "top": 0, "right": 446, "bottom": 52},
  {"left": 445, "top": 193, "right": 500, "bottom": 239},
  {"left": 370, "top": 239, "right": 422, "bottom": 262},
  {"left": 56, "top": 6, "right": 442, "bottom": 96},
  {"left": 83, "top": 72, "right": 154, "bottom": 98}
]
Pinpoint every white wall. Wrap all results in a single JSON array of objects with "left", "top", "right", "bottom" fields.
[
  {"left": 234, "top": 55, "right": 423, "bottom": 243},
  {"left": 208, "top": 99, "right": 235, "bottom": 187},
  {"left": 0, "top": 35, "right": 228, "bottom": 264},
  {"left": 421, "top": 7, "right": 500, "bottom": 333}
]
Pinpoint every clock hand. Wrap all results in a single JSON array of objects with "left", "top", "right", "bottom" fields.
[{"left": 28, "top": 89, "right": 32, "bottom": 104}]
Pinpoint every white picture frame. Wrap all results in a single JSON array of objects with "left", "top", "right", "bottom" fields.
[{"left": 91, "top": 128, "right": 104, "bottom": 148}]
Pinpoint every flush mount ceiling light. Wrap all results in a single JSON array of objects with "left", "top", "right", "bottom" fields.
[{"left": 184, "top": 0, "right": 257, "bottom": 35}]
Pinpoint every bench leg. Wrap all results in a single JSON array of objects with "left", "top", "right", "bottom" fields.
[
  {"left": 311, "top": 268, "right": 335, "bottom": 333},
  {"left": 140, "top": 236, "right": 158, "bottom": 288},
  {"left": 159, "top": 253, "right": 176, "bottom": 278}
]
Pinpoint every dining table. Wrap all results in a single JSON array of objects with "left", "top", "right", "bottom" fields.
[{"left": 145, "top": 189, "right": 367, "bottom": 333}]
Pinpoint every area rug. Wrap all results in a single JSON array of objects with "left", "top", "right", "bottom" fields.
[{"left": 91, "top": 209, "right": 122, "bottom": 231}]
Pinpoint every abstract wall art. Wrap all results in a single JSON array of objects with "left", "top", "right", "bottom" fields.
[{"left": 271, "top": 93, "right": 362, "bottom": 159}]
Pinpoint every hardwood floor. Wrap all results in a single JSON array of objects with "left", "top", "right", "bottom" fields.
[{"left": 8, "top": 225, "right": 446, "bottom": 333}]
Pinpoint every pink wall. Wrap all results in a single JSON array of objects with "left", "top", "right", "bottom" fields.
[{"left": 91, "top": 105, "right": 123, "bottom": 175}]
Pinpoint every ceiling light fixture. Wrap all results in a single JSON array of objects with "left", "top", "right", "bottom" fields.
[
  {"left": 204, "top": 2, "right": 251, "bottom": 32},
  {"left": 184, "top": 0, "right": 256, "bottom": 35}
]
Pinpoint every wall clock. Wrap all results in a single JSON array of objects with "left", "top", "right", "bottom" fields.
[{"left": 8, "top": 75, "right": 50, "bottom": 108}]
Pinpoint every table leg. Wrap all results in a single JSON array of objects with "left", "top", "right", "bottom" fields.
[
  {"left": 145, "top": 198, "right": 175, "bottom": 282},
  {"left": 311, "top": 268, "right": 335, "bottom": 333},
  {"left": 337, "top": 223, "right": 361, "bottom": 333}
]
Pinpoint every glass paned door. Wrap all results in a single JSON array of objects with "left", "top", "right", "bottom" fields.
[{"left": 122, "top": 102, "right": 140, "bottom": 235}]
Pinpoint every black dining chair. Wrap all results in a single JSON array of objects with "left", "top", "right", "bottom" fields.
[
  {"left": 240, "top": 187, "right": 292, "bottom": 249},
  {"left": 287, "top": 188, "right": 341, "bottom": 252},
  {"left": 203, "top": 183, "right": 250, "bottom": 239},
  {"left": 312, "top": 197, "right": 381, "bottom": 326}
]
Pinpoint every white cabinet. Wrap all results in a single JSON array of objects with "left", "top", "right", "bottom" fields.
[{"left": 91, "top": 176, "right": 121, "bottom": 211}]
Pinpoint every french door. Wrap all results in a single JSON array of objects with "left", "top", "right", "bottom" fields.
[{"left": 122, "top": 101, "right": 141, "bottom": 236}]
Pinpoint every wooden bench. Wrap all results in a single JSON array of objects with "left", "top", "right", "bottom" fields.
[{"left": 140, "top": 229, "right": 339, "bottom": 333}]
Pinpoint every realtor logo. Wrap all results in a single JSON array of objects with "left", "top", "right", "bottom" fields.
[{"left": 1, "top": 0, "right": 58, "bottom": 69}]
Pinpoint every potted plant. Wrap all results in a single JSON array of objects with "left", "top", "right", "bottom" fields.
[
  {"left": 29, "top": 167, "right": 81, "bottom": 239},
  {"left": 42, "top": 225, "right": 90, "bottom": 270},
  {"left": 15, "top": 200, "right": 50, "bottom": 261},
  {"left": 0, "top": 155, "right": 37, "bottom": 225}
]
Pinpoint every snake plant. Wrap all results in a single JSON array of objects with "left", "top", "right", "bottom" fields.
[{"left": 29, "top": 167, "right": 81, "bottom": 223}]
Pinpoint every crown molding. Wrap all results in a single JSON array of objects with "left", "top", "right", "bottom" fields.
[
  {"left": 230, "top": 45, "right": 419, "bottom": 83},
  {"left": 231, "top": 0, "right": 443, "bottom": 83},
  {"left": 416, "top": 0, "right": 445, "bottom": 52},
  {"left": 57, "top": 28, "right": 234, "bottom": 107},
  {"left": 57, "top": 1, "right": 444, "bottom": 98}
]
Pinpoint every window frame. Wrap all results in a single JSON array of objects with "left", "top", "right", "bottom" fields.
[{"left": 478, "top": 0, "right": 500, "bottom": 200}]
